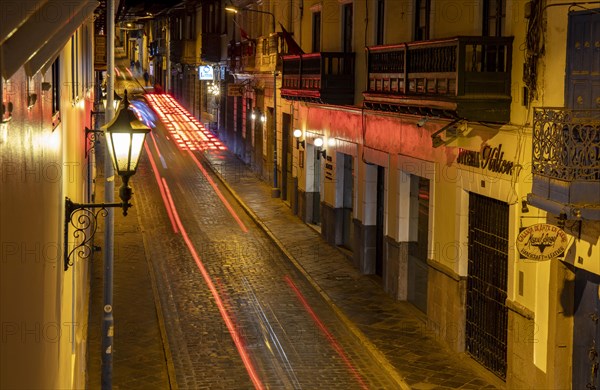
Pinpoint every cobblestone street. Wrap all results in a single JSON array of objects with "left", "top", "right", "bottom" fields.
[
  {"left": 133, "top": 100, "right": 401, "bottom": 388},
  {"left": 87, "top": 58, "right": 502, "bottom": 389}
]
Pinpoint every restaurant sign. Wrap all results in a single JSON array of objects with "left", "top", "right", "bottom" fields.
[
  {"left": 456, "top": 144, "right": 515, "bottom": 175},
  {"left": 516, "top": 223, "right": 568, "bottom": 261}
]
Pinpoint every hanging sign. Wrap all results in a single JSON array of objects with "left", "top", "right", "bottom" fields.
[{"left": 516, "top": 223, "right": 568, "bottom": 261}]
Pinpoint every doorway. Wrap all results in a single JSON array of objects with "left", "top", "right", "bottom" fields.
[
  {"left": 340, "top": 154, "right": 354, "bottom": 251},
  {"left": 375, "top": 165, "right": 385, "bottom": 277},
  {"left": 466, "top": 192, "right": 509, "bottom": 379},
  {"left": 566, "top": 10, "right": 600, "bottom": 109},
  {"left": 408, "top": 175, "right": 429, "bottom": 313},
  {"left": 573, "top": 269, "right": 600, "bottom": 389},
  {"left": 282, "top": 113, "right": 293, "bottom": 202}
]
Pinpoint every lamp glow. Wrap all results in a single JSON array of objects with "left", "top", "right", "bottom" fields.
[
  {"left": 102, "top": 89, "right": 150, "bottom": 215},
  {"left": 103, "top": 91, "right": 122, "bottom": 112},
  {"left": 314, "top": 137, "right": 324, "bottom": 147},
  {"left": 293, "top": 129, "right": 302, "bottom": 138}
]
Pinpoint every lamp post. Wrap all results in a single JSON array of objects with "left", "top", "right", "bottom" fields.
[
  {"left": 226, "top": 6, "right": 279, "bottom": 197},
  {"left": 64, "top": 90, "right": 149, "bottom": 390}
]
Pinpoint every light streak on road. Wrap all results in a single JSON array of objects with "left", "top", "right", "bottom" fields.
[
  {"left": 284, "top": 276, "right": 369, "bottom": 390},
  {"left": 145, "top": 93, "right": 226, "bottom": 152},
  {"left": 160, "top": 178, "right": 265, "bottom": 390},
  {"left": 242, "top": 277, "right": 301, "bottom": 389},
  {"left": 114, "top": 67, "right": 121, "bottom": 77},
  {"left": 187, "top": 150, "right": 248, "bottom": 233},
  {"left": 149, "top": 132, "right": 168, "bottom": 169},
  {"left": 143, "top": 142, "right": 179, "bottom": 234},
  {"left": 130, "top": 100, "right": 157, "bottom": 128},
  {"left": 125, "top": 67, "right": 133, "bottom": 78},
  {"left": 144, "top": 93, "right": 247, "bottom": 233}
]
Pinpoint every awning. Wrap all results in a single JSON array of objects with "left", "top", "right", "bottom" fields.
[
  {"left": 0, "top": 1, "right": 49, "bottom": 45},
  {"left": 25, "top": 0, "right": 99, "bottom": 77},
  {"left": 0, "top": 0, "right": 99, "bottom": 79}
]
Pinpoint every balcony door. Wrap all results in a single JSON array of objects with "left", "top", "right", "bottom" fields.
[
  {"left": 414, "top": 0, "right": 430, "bottom": 41},
  {"left": 342, "top": 3, "right": 353, "bottom": 53},
  {"left": 566, "top": 10, "right": 600, "bottom": 109},
  {"left": 312, "top": 11, "right": 321, "bottom": 52}
]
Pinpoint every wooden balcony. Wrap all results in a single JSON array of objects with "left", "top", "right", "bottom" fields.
[
  {"left": 528, "top": 108, "right": 600, "bottom": 220},
  {"left": 181, "top": 39, "right": 197, "bottom": 64},
  {"left": 201, "top": 32, "right": 226, "bottom": 63},
  {"left": 228, "top": 40, "right": 256, "bottom": 73},
  {"left": 227, "top": 33, "right": 283, "bottom": 75},
  {"left": 281, "top": 52, "right": 355, "bottom": 105},
  {"left": 363, "top": 36, "right": 513, "bottom": 122}
]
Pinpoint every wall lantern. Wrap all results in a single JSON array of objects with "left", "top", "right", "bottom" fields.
[
  {"left": 293, "top": 129, "right": 305, "bottom": 149},
  {"left": 103, "top": 90, "right": 123, "bottom": 112},
  {"left": 64, "top": 89, "right": 150, "bottom": 271},
  {"left": 314, "top": 137, "right": 326, "bottom": 159}
]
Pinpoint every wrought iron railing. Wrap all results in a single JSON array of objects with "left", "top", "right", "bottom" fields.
[
  {"left": 365, "top": 36, "right": 513, "bottom": 97},
  {"left": 532, "top": 108, "right": 600, "bottom": 181}
]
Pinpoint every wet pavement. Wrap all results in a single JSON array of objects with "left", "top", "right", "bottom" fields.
[{"left": 86, "top": 51, "right": 504, "bottom": 389}]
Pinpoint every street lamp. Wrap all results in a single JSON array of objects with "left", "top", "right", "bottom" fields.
[
  {"left": 225, "top": 6, "right": 275, "bottom": 32},
  {"left": 64, "top": 89, "right": 150, "bottom": 271},
  {"left": 103, "top": 90, "right": 122, "bottom": 112},
  {"left": 226, "top": 5, "right": 279, "bottom": 197}
]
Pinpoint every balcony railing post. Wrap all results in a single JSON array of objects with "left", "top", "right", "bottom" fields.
[{"left": 456, "top": 39, "right": 465, "bottom": 96}]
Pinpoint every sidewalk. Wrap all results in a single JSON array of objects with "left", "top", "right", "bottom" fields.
[
  {"left": 200, "top": 149, "right": 504, "bottom": 390},
  {"left": 86, "top": 53, "right": 173, "bottom": 389}
]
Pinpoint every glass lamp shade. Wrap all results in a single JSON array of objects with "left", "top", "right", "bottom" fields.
[
  {"left": 293, "top": 129, "right": 302, "bottom": 138},
  {"left": 103, "top": 97, "right": 150, "bottom": 178},
  {"left": 103, "top": 91, "right": 123, "bottom": 112},
  {"left": 314, "top": 137, "right": 324, "bottom": 147}
]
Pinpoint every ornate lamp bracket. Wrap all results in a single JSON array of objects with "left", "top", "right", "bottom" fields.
[
  {"left": 63, "top": 197, "right": 128, "bottom": 271},
  {"left": 85, "top": 127, "right": 104, "bottom": 158}
]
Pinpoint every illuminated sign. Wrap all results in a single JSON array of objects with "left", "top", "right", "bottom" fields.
[
  {"left": 456, "top": 144, "right": 515, "bottom": 175},
  {"left": 198, "top": 65, "right": 214, "bottom": 80},
  {"left": 516, "top": 223, "right": 568, "bottom": 261}
]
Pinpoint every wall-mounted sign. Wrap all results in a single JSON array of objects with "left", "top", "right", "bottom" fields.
[
  {"left": 516, "top": 223, "right": 568, "bottom": 261},
  {"left": 456, "top": 144, "right": 515, "bottom": 175},
  {"left": 228, "top": 85, "right": 243, "bottom": 96},
  {"left": 324, "top": 155, "right": 334, "bottom": 181},
  {"left": 198, "top": 65, "right": 214, "bottom": 80},
  {"left": 94, "top": 35, "right": 107, "bottom": 70}
]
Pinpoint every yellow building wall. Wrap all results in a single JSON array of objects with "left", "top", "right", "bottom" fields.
[{"left": 0, "top": 23, "right": 93, "bottom": 389}]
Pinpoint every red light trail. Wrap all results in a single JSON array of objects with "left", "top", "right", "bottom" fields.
[
  {"left": 284, "top": 276, "right": 369, "bottom": 390},
  {"left": 143, "top": 143, "right": 179, "bottom": 234},
  {"left": 145, "top": 93, "right": 247, "bottom": 233},
  {"left": 161, "top": 177, "right": 265, "bottom": 390},
  {"left": 145, "top": 94, "right": 226, "bottom": 152}
]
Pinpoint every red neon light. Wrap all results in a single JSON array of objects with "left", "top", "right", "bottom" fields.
[{"left": 284, "top": 276, "right": 369, "bottom": 390}]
